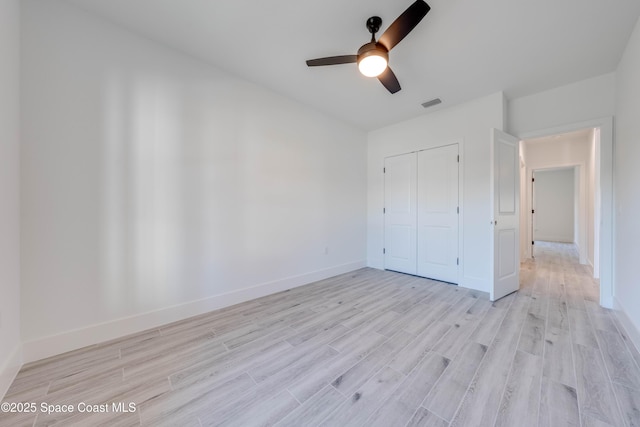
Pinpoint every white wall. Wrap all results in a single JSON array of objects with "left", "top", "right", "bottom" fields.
[
  {"left": 518, "top": 143, "right": 528, "bottom": 261},
  {"left": 614, "top": 16, "right": 640, "bottom": 351},
  {"left": 367, "top": 92, "right": 505, "bottom": 294},
  {"left": 508, "top": 73, "right": 615, "bottom": 136},
  {"left": 0, "top": 0, "right": 22, "bottom": 400},
  {"left": 20, "top": 0, "right": 367, "bottom": 362},
  {"left": 523, "top": 134, "right": 593, "bottom": 263},
  {"left": 586, "top": 129, "right": 599, "bottom": 271},
  {"left": 533, "top": 169, "right": 574, "bottom": 243}
]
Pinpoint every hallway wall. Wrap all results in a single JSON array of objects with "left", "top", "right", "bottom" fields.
[
  {"left": 614, "top": 15, "right": 640, "bottom": 349},
  {"left": 534, "top": 168, "right": 575, "bottom": 243}
]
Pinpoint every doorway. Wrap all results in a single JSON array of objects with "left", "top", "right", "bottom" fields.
[
  {"left": 518, "top": 118, "right": 612, "bottom": 308},
  {"left": 532, "top": 167, "right": 578, "bottom": 255}
]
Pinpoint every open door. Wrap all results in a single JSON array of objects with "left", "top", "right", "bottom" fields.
[{"left": 490, "top": 129, "right": 520, "bottom": 301}]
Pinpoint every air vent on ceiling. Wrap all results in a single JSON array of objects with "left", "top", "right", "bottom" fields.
[{"left": 421, "top": 98, "right": 442, "bottom": 109}]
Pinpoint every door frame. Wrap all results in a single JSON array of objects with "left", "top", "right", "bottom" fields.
[{"left": 517, "top": 117, "right": 613, "bottom": 308}]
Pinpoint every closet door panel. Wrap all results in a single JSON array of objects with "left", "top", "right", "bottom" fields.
[
  {"left": 417, "top": 145, "right": 459, "bottom": 283},
  {"left": 384, "top": 153, "right": 417, "bottom": 275}
]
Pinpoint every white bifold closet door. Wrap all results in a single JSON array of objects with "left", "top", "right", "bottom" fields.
[
  {"left": 383, "top": 153, "right": 417, "bottom": 275},
  {"left": 384, "top": 145, "right": 459, "bottom": 283},
  {"left": 417, "top": 145, "right": 459, "bottom": 283}
]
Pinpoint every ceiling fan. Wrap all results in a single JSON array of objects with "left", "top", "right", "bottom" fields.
[{"left": 305, "top": 0, "right": 431, "bottom": 94}]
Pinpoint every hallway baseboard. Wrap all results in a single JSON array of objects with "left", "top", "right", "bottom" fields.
[{"left": 614, "top": 297, "right": 640, "bottom": 355}]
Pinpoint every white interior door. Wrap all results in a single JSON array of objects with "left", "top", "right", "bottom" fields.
[
  {"left": 417, "top": 145, "right": 459, "bottom": 283},
  {"left": 384, "top": 153, "right": 417, "bottom": 275},
  {"left": 491, "top": 129, "right": 520, "bottom": 301}
]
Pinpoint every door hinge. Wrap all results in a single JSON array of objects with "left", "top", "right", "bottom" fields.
[
  {"left": 532, "top": 177, "right": 535, "bottom": 182},
  {"left": 532, "top": 209, "right": 535, "bottom": 214},
  {"left": 457, "top": 257, "right": 459, "bottom": 265},
  {"left": 383, "top": 167, "right": 386, "bottom": 173},
  {"left": 383, "top": 208, "right": 386, "bottom": 214},
  {"left": 383, "top": 248, "right": 386, "bottom": 254},
  {"left": 532, "top": 241, "right": 535, "bottom": 245},
  {"left": 457, "top": 206, "right": 459, "bottom": 214},
  {"left": 457, "top": 155, "right": 460, "bottom": 163}
]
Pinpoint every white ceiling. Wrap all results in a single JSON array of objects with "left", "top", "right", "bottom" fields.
[{"left": 64, "top": 0, "right": 640, "bottom": 131}]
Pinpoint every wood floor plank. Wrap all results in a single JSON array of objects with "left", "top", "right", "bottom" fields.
[
  {"left": 376, "top": 303, "right": 431, "bottom": 338},
  {"left": 138, "top": 372, "right": 255, "bottom": 425},
  {"left": 249, "top": 324, "right": 349, "bottom": 383},
  {"left": 168, "top": 328, "right": 295, "bottom": 391},
  {"left": 449, "top": 294, "right": 531, "bottom": 427},
  {"left": 423, "top": 341, "right": 488, "bottom": 422},
  {"left": 275, "top": 386, "right": 345, "bottom": 427},
  {"left": 405, "top": 407, "right": 449, "bottom": 427},
  {"left": 595, "top": 328, "right": 640, "bottom": 391},
  {"left": 517, "top": 311, "right": 546, "bottom": 356},
  {"left": 389, "top": 321, "right": 451, "bottom": 375},
  {"left": 543, "top": 326, "right": 576, "bottom": 388},
  {"left": 538, "top": 377, "right": 580, "bottom": 427},
  {"left": 204, "top": 389, "right": 299, "bottom": 427},
  {"left": 199, "top": 345, "right": 338, "bottom": 426},
  {"left": 547, "top": 298, "right": 570, "bottom": 330},
  {"left": 318, "top": 367, "right": 404, "bottom": 427},
  {"left": 468, "top": 306, "right": 508, "bottom": 347},
  {"left": 569, "top": 308, "right": 599, "bottom": 348},
  {"left": 612, "top": 383, "right": 640, "bottom": 427},
  {"left": 574, "top": 343, "right": 624, "bottom": 426},
  {"left": 431, "top": 312, "right": 481, "bottom": 360},
  {"left": 34, "top": 377, "right": 172, "bottom": 426},
  {"left": 288, "top": 331, "right": 388, "bottom": 403},
  {"left": 330, "top": 330, "right": 414, "bottom": 396},
  {"left": 611, "top": 315, "right": 640, "bottom": 373},
  {"left": 584, "top": 301, "right": 618, "bottom": 333},
  {"left": 368, "top": 352, "right": 449, "bottom": 427},
  {"left": 403, "top": 301, "right": 451, "bottom": 336},
  {"left": 494, "top": 350, "right": 542, "bottom": 427},
  {"left": 582, "top": 414, "right": 618, "bottom": 427}
]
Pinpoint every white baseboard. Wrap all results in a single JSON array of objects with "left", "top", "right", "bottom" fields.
[
  {"left": 613, "top": 297, "right": 640, "bottom": 356},
  {"left": 0, "top": 344, "right": 23, "bottom": 401},
  {"left": 460, "top": 275, "right": 489, "bottom": 294},
  {"left": 22, "top": 260, "right": 366, "bottom": 363}
]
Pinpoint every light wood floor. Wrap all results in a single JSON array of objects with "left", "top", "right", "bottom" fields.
[{"left": 3, "top": 242, "right": 640, "bottom": 426}]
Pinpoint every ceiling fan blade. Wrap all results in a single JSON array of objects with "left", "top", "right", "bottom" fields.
[
  {"left": 378, "top": 0, "right": 430, "bottom": 52},
  {"left": 378, "top": 67, "right": 401, "bottom": 94},
  {"left": 306, "top": 55, "right": 358, "bottom": 67}
]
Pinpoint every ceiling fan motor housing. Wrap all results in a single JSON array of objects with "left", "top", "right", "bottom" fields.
[{"left": 357, "top": 42, "right": 389, "bottom": 63}]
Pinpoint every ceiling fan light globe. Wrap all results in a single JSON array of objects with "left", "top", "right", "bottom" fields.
[{"left": 358, "top": 55, "right": 388, "bottom": 77}]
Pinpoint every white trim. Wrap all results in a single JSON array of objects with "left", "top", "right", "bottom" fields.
[
  {"left": 613, "top": 297, "right": 640, "bottom": 357},
  {"left": 0, "top": 344, "right": 23, "bottom": 401},
  {"left": 22, "top": 260, "right": 365, "bottom": 363}
]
